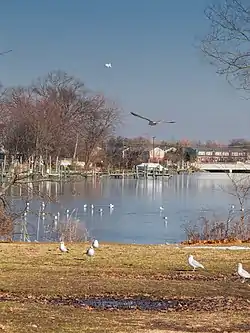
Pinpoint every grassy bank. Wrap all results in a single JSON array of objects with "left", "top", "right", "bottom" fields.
[{"left": 1, "top": 242, "right": 250, "bottom": 332}]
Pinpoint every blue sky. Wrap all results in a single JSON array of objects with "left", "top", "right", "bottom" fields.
[{"left": 0, "top": 0, "right": 249, "bottom": 142}]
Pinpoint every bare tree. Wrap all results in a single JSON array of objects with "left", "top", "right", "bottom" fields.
[
  {"left": 201, "top": 0, "right": 250, "bottom": 91},
  {"left": 221, "top": 173, "right": 250, "bottom": 211},
  {"left": 219, "top": 172, "right": 250, "bottom": 238},
  {"left": 75, "top": 94, "right": 121, "bottom": 169},
  {"left": 0, "top": 71, "right": 122, "bottom": 168}
]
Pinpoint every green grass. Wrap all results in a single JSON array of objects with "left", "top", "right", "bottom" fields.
[{"left": 1, "top": 242, "right": 250, "bottom": 332}]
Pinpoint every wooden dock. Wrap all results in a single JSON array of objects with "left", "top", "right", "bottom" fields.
[
  {"left": 108, "top": 172, "right": 137, "bottom": 179},
  {"left": 108, "top": 172, "right": 172, "bottom": 179}
]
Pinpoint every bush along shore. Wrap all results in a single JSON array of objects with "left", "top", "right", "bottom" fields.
[{"left": 1, "top": 242, "right": 250, "bottom": 332}]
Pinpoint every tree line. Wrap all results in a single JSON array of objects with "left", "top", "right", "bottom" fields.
[
  {"left": 0, "top": 71, "right": 121, "bottom": 170},
  {"left": 0, "top": 66, "right": 248, "bottom": 171}
]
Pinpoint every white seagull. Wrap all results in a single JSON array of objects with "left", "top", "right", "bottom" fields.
[
  {"left": 92, "top": 239, "right": 99, "bottom": 248},
  {"left": 130, "top": 112, "right": 176, "bottom": 126},
  {"left": 160, "top": 206, "right": 164, "bottom": 211},
  {"left": 237, "top": 263, "right": 250, "bottom": 283},
  {"left": 188, "top": 255, "right": 204, "bottom": 271},
  {"left": 105, "top": 63, "right": 112, "bottom": 68},
  {"left": 86, "top": 246, "right": 95, "bottom": 257},
  {"left": 59, "top": 241, "right": 69, "bottom": 253}
]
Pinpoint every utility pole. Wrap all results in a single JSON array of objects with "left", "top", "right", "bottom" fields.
[{"left": 152, "top": 136, "right": 156, "bottom": 162}]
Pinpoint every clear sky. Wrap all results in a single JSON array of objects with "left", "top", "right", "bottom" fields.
[{"left": 0, "top": 0, "right": 249, "bottom": 143}]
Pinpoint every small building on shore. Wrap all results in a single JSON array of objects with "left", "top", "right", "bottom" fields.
[
  {"left": 195, "top": 146, "right": 249, "bottom": 163},
  {"left": 136, "top": 162, "right": 169, "bottom": 178}
]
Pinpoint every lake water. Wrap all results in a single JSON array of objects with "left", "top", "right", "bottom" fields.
[{"left": 9, "top": 173, "right": 244, "bottom": 244}]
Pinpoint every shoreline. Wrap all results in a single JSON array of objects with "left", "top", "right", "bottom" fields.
[{"left": 1, "top": 240, "right": 250, "bottom": 248}]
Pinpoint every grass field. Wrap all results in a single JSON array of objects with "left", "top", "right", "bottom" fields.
[{"left": 1, "top": 242, "right": 250, "bottom": 332}]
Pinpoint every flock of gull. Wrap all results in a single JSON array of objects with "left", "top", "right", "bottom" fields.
[
  {"left": 59, "top": 239, "right": 98, "bottom": 257},
  {"left": 59, "top": 239, "right": 250, "bottom": 284},
  {"left": 29, "top": 201, "right": 249, "bottom": 284}
]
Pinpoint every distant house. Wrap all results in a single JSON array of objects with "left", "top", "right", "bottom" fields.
[
  {"left": 149, "top": 147, "right": 165, "bottom": 162},
  {"left": 196, "top": 147, "right": 249, "bottom": 163}
]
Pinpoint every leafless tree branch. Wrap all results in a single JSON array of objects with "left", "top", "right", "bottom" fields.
[{"left": 201, "top": 0, "right": 250, "bottom": 91}]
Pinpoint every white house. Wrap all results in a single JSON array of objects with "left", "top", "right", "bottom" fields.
[{"left": 149, "top": 147, "right": 165, "bottom": 162}]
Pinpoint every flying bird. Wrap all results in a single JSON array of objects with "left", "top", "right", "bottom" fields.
[
  {"left": 188, "top": 255, "right": 204, "bottom": 271},
  {"left": 104, "top": 63, "right": 112, "bottom": 68},
  {"left": 0, "top": 50, "right": 12, "bottom": 56},
  {"left": 237, "top": 263, "right": 250, "bottom": 283},
  {"left": 130, "top": 112, "right": 175, "bottom": 126}
]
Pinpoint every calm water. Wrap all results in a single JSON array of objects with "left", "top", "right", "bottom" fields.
[{"left": 9, "top": 173, "right": 242, "bottom": 244}]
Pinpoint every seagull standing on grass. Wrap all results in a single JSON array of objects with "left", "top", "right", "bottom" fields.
[
  {"left": 86, "top": 246, "right": 95, "bottom": 257},
  {"left": 92, "top": 239, "right": 99, "bottom": 248},
  {"left": 59, "top": 241, "right": 69, "bottom": 253},
  {"left": 188, "top": 255, "right": 204, "bottom": 271},
  {"left": 237, "top": 263, "right": 250, "bottom": 283}
]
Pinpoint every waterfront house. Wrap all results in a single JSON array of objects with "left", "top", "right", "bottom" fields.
[{"left": 149, "top": 147, "right": 165, "bottom": 162}]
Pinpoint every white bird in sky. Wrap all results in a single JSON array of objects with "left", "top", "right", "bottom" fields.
[
  {"left": 59, "top": 241, "right": 69, "bottom": 253},
  {"left": 92, "top": 239, "right": 99, "bottom": 248},
  {"left": 130, "top": 112, "right": 176, "bottom": 126},
  {"left": 86, "top": 246, "right": 95, "bottom": 257},
  {"left": 237, "top": 263, "right": 250, "bottom": 283},
  {"left": 188, "top": 255, "right": 204, "bottom": 271},
  {"left": 105, "top": 63, "right": 112, "bottom": 68}
]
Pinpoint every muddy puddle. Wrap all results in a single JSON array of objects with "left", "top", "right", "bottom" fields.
[
  {"left": 1, "top": 294, "right": 249, "bottom": 311},
  {"left": 50, "top": 297, "right": 183, "bottom": 310}
]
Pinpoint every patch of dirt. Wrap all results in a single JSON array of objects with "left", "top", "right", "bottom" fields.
[
  {"left": 92, "top": 271, "right": 236, "bottom": 282},
  {"left": 1, "top": 293, "right": 250, "bottom": 312}
]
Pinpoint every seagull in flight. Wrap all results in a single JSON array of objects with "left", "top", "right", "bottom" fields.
[
  {"left": 0, "top": 50, "right": 12, "bottom": 56},
  {"left": 130, "top": 112, "right": 176, "bottom": 126},
  {"left": 104, "top": 63, "right": 112, "bottom": 68}
]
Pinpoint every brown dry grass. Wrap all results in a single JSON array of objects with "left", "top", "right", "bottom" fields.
[{"left": 1, "top": 242, "right": 250, "bottom": 332}]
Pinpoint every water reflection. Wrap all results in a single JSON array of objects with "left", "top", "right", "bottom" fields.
[{"left": 4, "top": 173, "right": 244, "bottom": 244}]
